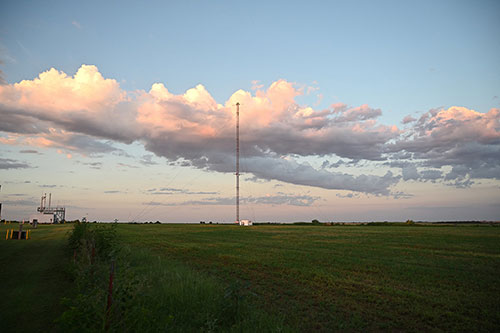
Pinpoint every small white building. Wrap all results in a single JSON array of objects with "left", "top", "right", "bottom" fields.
[
  {"left": 30, "top": 212, "right": 54, "bottom": 224},
  {"left": 239, "top": 219, "right": 252, "bottom": 226}
]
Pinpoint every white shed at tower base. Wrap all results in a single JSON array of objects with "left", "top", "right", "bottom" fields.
[
  {"left": 30, "top": 212, "right": 54, "bottom": 224},
  {"left": 239, "top": 219, "right": 252, "bottom": 226}
]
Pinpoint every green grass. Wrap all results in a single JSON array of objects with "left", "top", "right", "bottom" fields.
[
  {"left": 58, "top": 222, "right": 288, "bottom": 332},
  {"left": 118, "top": 224, "right": 500, "bottom": 331},
  {"left": 1, "top": 223, "right": 499, "bottom": 332},
  {"left": 0, "top": 223, "right": 73, "bottom": 332}
]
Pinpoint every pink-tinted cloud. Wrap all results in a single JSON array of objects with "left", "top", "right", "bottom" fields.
[
  {"left": 2, "top": 65, "right": 498, "bottom": 194},
  {"left": 0, "top": 65, "right": 137, "bottom": 142},
  {"left": 389, "top": 106, "right": 500, "bottom": 186}
]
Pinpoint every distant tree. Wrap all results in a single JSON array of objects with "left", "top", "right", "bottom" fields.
[
  {"left": 311, "top": 219, "right": 320, "bottom": 224},
  {"left": 406, "top": 219, "right": 415, "bottom": 225}
]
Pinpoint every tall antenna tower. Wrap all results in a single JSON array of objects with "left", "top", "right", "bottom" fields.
[{"left": 235, "top": 102, "right": 240, "bottom": 224}]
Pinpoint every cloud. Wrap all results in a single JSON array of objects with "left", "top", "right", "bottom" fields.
[
  {"left": 147, "top": 187, "right": 218, "bottom": 195},
  {"left": 0, "top": 60, "right": 6, "bottom": 85},
  {"left": 0, "top": 65, "right": 137, "bottom": 144},
  {"left": 390, "top": 106, "right": 500, "bottom": 184},
  {"left": 236, "top": 156, "right": 400, "bottom": 196},
  {"left": 2, "top": 65, "right": 499, "bottom": 195},
  {"left": 20, "top": 149, "right": 39, "bottom": 154},
  {"left": 402, "top": 115, "right": 416, "bottom": 124},
  {"left": 71, "top": 20, "right": 82, "bottom": 29},
  {"left": 1, "top": 199, "right": 38, "bottom": 206},
  {"left": 78, "top": 161, "right": 102, "bottom": 169},
  {"left": 117, "top": 162, "right": 138, "bottom": 169},
  {"left": 139, "top": 154, "right": 158, "bottom": 166},
  {"left": 246, "top": 193, "right": 320, "bottom": 206},
  {"left": 332, "top": 104, "right": 382, "bottom": 123},
  {"left": 336, "top": 192, "right": 360, "bottom": 199},
  {"left": 144, "top": 193, "right": 320, "bottom": 207},
  {"left": 0, "top": 158, "right": 30, "bottom": 169}
]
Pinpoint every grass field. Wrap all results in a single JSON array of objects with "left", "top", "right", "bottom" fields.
[
  {"left": 1, "top": 223, "right": 499, "bottom": 332},
  {"left": 118, "top": 224, "right": 500, "bottom": 331}
]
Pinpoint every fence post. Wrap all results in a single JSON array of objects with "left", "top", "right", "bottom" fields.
[
  {"left": 91, "top": 244, "right": 96, "bottom": 265},
  {"left": 105, "top": 260, "right": 115, "bottom": 330}
]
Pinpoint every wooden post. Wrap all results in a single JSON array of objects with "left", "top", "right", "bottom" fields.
[
  {"left": 105, "top": 260, "right": 115, "bottom": 330},
  {"left": 91, "top": 244, "right": 96, "bottom": 264}
]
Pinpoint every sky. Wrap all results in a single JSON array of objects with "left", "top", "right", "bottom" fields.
[{"left": 0, "top": 0, "right": 499, "bottom": 222}]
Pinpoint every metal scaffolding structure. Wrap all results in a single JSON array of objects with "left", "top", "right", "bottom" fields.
[{"left": 36, "top": 193, "right": 66, "bottom": 223}]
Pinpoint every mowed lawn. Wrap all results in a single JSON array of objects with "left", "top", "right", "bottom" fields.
[
  {"left": 0, "top": 224, "right": 73, "bottom": 332},
  {"left": 118, "top": 224, "right": 500, "bottom": 331}
]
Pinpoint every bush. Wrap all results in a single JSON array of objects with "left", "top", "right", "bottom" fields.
[{"left": 67, "top": 222, "right": 118, "bottom": 264}]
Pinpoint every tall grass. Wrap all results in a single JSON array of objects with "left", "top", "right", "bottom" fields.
[{"left": 58, "top": 223, "right": 289, "bottom": 332}]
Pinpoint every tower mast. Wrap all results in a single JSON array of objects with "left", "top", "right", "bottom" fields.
[{"left": 236, "top": 102, "right": 240, "bottom": 224}]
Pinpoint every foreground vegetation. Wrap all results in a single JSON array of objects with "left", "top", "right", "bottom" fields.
[
  {"left": 59, "top": 222, "right": 286, "bottom": 332},
  {"left": 1, "top": 222, "right": 499, "bottom": 331}
]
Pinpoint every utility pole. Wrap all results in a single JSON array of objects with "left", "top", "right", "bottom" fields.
[{"left": 235, "top": 102, "right": 240, "bottom": 224}]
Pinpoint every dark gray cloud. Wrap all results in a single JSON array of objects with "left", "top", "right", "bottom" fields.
[
  {"left": 239, "top": 156, "right": 400, "bottom": 196},
  {"left": 0, "top": 158, "right": 30, "bottom": 169},
  {"left": 82, "top": 162, "right": 103, "bottom": 169},
  {"left": 0, "top": 111, "right": 47, "bottom": 134},
  {"left": 336, "top": 192, "right": 359, "bottom": 199},
  {"left": 20, "top": 149, "right": 39, "bottom": 154}
]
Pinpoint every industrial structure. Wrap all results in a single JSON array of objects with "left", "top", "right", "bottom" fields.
[
  {"left": 30, "top": 193, "right": 65, "bottom": 224},
  {"left": 235, "top": 103, "right": 252, "bottom": 226},
  {"left": 235, "top": 102, "right": 240, "bottom": 224}
]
